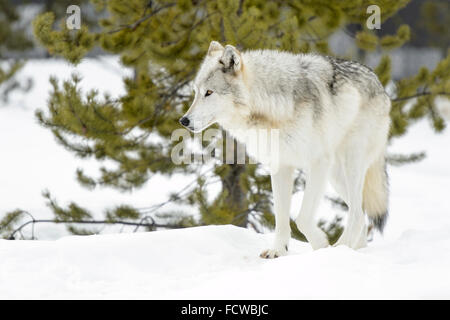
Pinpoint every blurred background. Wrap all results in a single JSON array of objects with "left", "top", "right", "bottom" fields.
[{"left": 0, "top": 0, "right": 449, "bottom": 242}]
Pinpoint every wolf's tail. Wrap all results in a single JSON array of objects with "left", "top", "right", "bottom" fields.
[{"left": 363, "top": 154, "right": 389, "bottom": 233}]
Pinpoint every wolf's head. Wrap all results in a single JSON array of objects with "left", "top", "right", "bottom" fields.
[{"left": 179, "top": 41, "right": 247, "bottom": 132}]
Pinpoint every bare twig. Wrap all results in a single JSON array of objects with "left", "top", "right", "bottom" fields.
[
  {"left": 392, "top": 91, "right": 450, "bottom": 102},
  {"left": 107, "top": 3, "right": 176, "bottom": 34},
  {"left": 8, "top": 218, "right": 183, "bottom": 240}
]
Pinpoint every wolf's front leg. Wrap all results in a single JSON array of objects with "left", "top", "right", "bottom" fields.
[{"left": 260, "top": 165, "right": 294, "bottom": 259}]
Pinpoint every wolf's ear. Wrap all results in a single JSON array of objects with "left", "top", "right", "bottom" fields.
[
  {"left": 219, "top": 45, "right": 242, "bottom": 74},
  {"left": 207, "top": 41, "right": 224, "bottom": 56}
]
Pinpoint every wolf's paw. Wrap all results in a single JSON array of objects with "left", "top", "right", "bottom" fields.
[
  {"left": 334, "top": 233, "right": 366, "bottom": 250},
  {"left": 259, "top": 245, "right": 288, "bottom": 259},
  {"left": 334, "top": 225, "right": 366, "bottom": 249},
  {"left": 310, "top": 234, "right": 329, "bottom": 250}
]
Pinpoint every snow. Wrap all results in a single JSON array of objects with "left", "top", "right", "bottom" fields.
[
  {"left": 1, "top": 57, "right": 450, "bottom": 299},
  {"left": 1, "top": 224, "right": 450, "bottom": 299}
]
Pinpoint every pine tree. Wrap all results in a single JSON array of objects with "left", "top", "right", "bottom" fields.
[
  {"left": 2, "top": 0, "right": 449, "bottom": 241},
  {"left": 0, "top": 0, "right": 95, "bottom": 102},
  {"left": 0, "top": 0, "right": 33, "bottom": 101}
]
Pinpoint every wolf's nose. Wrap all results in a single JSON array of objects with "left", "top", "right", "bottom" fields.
[{"left": 179, "top": 117, "right": 190, "bottom": 127}]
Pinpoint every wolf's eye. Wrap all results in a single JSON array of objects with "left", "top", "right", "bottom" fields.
[{"left": 205, "top": 90, "right": 213, "bottom": 97}]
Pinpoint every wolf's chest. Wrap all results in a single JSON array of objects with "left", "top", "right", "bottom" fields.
[{"left": 228, "top": 127, "right": 310, "bottom": 169}]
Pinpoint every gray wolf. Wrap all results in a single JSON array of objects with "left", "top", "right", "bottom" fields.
[{"left": 180, "top": 41, "right": 391, "bottom": 258}]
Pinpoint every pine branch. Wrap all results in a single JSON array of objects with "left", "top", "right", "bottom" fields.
[{"left": 387, "top": 151, "right": 426, "bottom": 166}]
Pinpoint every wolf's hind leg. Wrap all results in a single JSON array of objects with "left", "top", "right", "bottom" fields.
[
  {"left": 260, "top": 165, "right": 294, "bottom": 259},
  {"left": 334, "top": 153, "right": 368, "bottom": 249},
  {"left": 330, "top": 165, "right": 368, "bottom": 249},
  {"left": 295, "top": 158, "right": 330, "bottom": 250},
  {"left": 354, "top": 225, "right": 368, "bottom": 248}
]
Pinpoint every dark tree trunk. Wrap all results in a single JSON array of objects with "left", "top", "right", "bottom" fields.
[{"left": 222, "top": 138, "right": 247, "bottom": 227}]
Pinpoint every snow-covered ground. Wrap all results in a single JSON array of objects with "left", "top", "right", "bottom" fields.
[
  {"left": 0, "top": 58, "right": 449, "bottom": 299},
  {"left": 1, "top": 224, "right": 449, "bottom": 299}
]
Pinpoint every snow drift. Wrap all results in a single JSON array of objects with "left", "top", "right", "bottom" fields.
[{"left": 1, "top": 224, "right": 450, "bottom": 299}]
